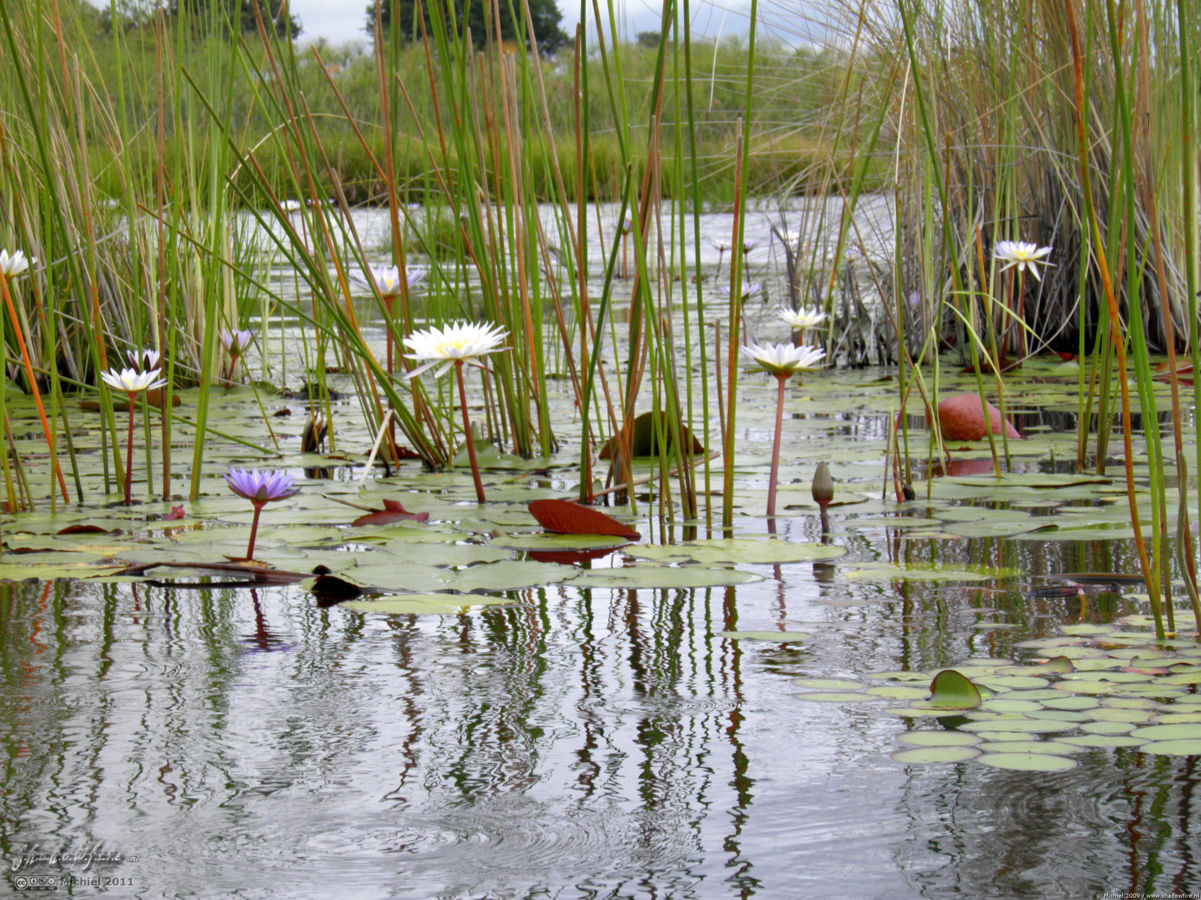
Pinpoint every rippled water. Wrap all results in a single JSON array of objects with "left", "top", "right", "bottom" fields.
[
  {"left": 1, "top": 206, "right": 1198, "bottom": 896},
  {"left": 2, "top": 531, "right": 1196, "bottom": 897}
]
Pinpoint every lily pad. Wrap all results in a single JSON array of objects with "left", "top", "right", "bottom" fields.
[
  {"left": 976, "top": 740, "right": 1085, "bottom": 756},
  {"left": 627, "top": 538, "right": 845, "bottom": 566},
  {"left": 719, "top": 631, "right": 812, "bottom": 643},
  {"left": 794, "top": 677, "right": 864, "bottom": 689},
  {"left": 844, "top": 563, "right": 1000, "bottom": 583},
  {"left": 930, "top": 669, "right": 983, "bottom": 709},
  {"left": 1136, "top": 740, "right": 1201, "bottom": 756},
  {"left": 896, "top": 731, "right": 981, "bottom": 748},
  {"left": 794, "top": 692, "right": 880, "bottom": 703},
  {"left": 891, "top": 746, "right": 981, "bottom": 765},
  {"left": 976, "top": 752, "right": 1078, "bottom": 771},
  {"left": 1130, "top": 723, "right": 1201, "bottom": 742},
  {"left": 342, "top": 593, "right": 513, "bottom": 615},
  {"left": 574, "top": 565, "right": 761, "bottom": 590}
]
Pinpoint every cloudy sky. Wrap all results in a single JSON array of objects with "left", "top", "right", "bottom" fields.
[{"left": 288, "top": 0, "right": 756, "bottom": 46}]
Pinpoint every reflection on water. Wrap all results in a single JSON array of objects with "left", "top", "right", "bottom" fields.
[{"left": 0, "top": 534, "right": 1196, "bottom": 897}]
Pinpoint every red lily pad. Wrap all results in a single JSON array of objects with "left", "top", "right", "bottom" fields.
[
  {"left": 528, "top": 499, "right": 641, "bottom": 540},
  {"left": 937, "top": 394, "right": 1021, "bottom": 441},
  {"left": 56, "top": 524, "right": 113, "bottom": 535},
  {"left": 351, "top": 499, "right": 429, "bottom": 526}
]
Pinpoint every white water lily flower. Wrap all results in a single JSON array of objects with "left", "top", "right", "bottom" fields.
[
  {"left": 0, "top": 249, "right": 34, "bottom": 277},
  {"left": 127, "top": 348, "right": 162, "bottom": 371},
  {"left": 403, "top": 321, "right": 509, "bottom": 379},
  {"left": 101, "top": 366, "right": 167, "bottom": 394},
  {"left": 351, "top": 264, "right": 427, "bottom": 296},
  {"left": 779, "top": 308, "right": 828, "bottom": 330},
  {"left": 741, "top": 342, "right": 825, "bottom": 377},
  {"left": 994, "top": 240, "right": 1053, "bottom": 280}
]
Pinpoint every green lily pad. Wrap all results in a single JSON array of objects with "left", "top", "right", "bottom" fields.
[
  {"left": 574, "top": 565, "right": 761, "bottom": 590},
  {"left": 1080, "top": 721, "right": 1136, "bottom": 735},
  {"left": 1041, "top": 695, "right": 1100, "bottom": 710},
  {"left": 844, "top": 563, "right": 1001, "bottom": 583},
  {"left": 794, "top": 677, "right": 865, "bottom": 689},
  {"left": 865, "top": 685, "right": 933, "bottom": 700},
  {"left": 959, "top": 718, "right": 1068, "bottom": 734},
  {"left": 626, "top": 538, "right": 845, "bottom": 565},
  {"left": 891, "top": 746, "right": 981, "bottom": 764},
  {"left": 976, "top": 752, "right": 1078, "bottom": 771},
  {"left": 930, "top": 669, "right": 983, "bottom": 709},
  {"left": 490, "top": 533, "right": 631, "bottom": 552},
  {"left": 342, "top": 593, "right": 513, "bottom": 615},
  {"left": 794, "top": 691, "right": 881, "bottom": 703},
  {"left": 719, "top": 631, "right": 811, "bottom": 643},
  {"left": 1136, "top": 740, "right": 1201, "bottom": 756},
  {"left": 1130, "top": 723, "right": 1201, "bottom": 742},
  {"left": 349, "top": 559, "right": 578, "bottom": 593},
  {"left": 896, "top": 731, "right": 982, "bottom": 748},
  {"left": 976, "top": 740, "right": 1085, "bottom": 756},
  {"left": 981, "top": 699, "right": 1043, "bottom": 713},
  {"left": 1088, "top": 707, "right": 1155, "bottom": 724},
  {"left": 1060, "top": 734, "right": 1146, "bottom": 748}
]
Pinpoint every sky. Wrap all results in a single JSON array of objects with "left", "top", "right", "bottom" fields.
[{"left": 287, "top": 0, "right": 757, "bottom": 47}]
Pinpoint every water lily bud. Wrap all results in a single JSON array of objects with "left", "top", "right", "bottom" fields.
[{"left": 811, "top": 462, "right": 834, "bottom": 506}]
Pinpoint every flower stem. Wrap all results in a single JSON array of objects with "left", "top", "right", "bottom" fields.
[
  {"left": 384, "top": 295, "right": 394, "bottom": 374},
  {"left": 124, "top": 393, "right": 136, "bottom": 504},
  {"left": 455, "top": 361, "right": 486, "bottom": 503},
  {"left": 245, "top": 501, "right": 264, "bottom": 560},
  {"left": 767, "top": 374, "right": 788, "bottom": 518}
]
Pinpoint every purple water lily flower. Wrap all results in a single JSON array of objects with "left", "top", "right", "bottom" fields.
[{"left": 223, "top": 468, "right": 300, "bottom": 560}]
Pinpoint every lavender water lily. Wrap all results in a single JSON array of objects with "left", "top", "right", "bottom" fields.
[{"left": 223, "top": 468, "right": 301, "bottom": 561}]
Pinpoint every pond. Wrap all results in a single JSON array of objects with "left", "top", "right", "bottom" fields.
[{"left": 2, "top": 341, "right": 1198, "bottom": 898}]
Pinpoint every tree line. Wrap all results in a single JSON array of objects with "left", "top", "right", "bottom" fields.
[{"left": 98, "top": 0, "right": 567, "bottom": 52}]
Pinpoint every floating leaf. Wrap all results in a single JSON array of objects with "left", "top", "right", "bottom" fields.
[
  {"left": 1137, "top": 739, "right": 1201, "bottom": 756},
  {"left": 795, "top": 692, "right": 880, "bottom": 702},
  {"left": 896, "top": 731, "right": 981, "bottom": 748},
  {"left": 717, "top": 630, "right": 811, "bottom": 643},
  {"left": 960, "top": 717, "right": 1068, "bottom": 734},
  {"left": 1060, "top": 734, "right": 1145, "bottom": 748},
  {"left": 627, "top": 538, "right": 844, "bottom": 566},
  {"left": 976, "top": 752, "right": 1077, "bottom": 771},
  {"left": 929, "top": 669, "right": 983, "bottom": 709},
  {"left": 573, "top": 564, "right": 760, "bottom": 590},
  {"left": 795, "top": 677, "right": 867, "bottom": 690},
  {"left": 492, "top": 533, "right": 630, "bottom": 552},
  {"left": 351, "top": 499, "right": 429, "bottom": 526},
  {"left": 891, "top": 746, "right": 980, "bottom": 764},
  {"left": 844, "top": 563, "right": 999, "bottom": 583},
  {"left": 56, "top": 523, "right": 113, "bottom": 535},
  {"left": 1130, "top": 723, "right": 1201, "bottom": 742},
  {"left": 342, "top": 593, "right": 513, "bottom": 615},
  {"left": 976, "top": 740, "right": 1085, "bottom": 756},
  {"left": 528, "top": 499, "right": 640, "bottom": 540}
]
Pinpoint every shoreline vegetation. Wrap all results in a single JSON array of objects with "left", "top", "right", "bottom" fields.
[{"left": 0, "top": 0, "right": 1199, "bottom": 634}]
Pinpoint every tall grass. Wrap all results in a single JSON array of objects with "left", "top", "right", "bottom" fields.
[
  {"left": 886, "top": 0, "right": 1199, "bottom": 635},
  {"left": 0, "top": 0, "right": 1197, "bottom": 633}
]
